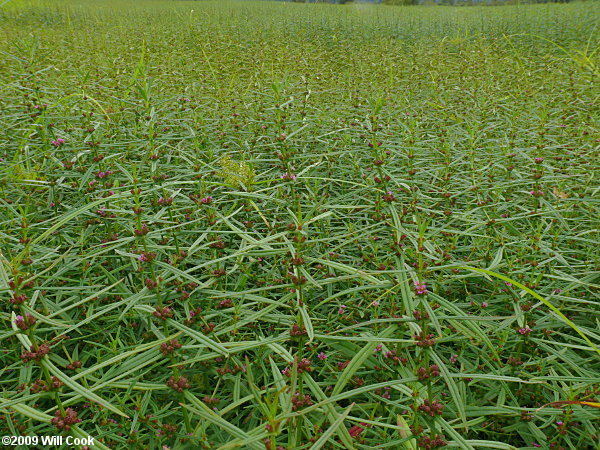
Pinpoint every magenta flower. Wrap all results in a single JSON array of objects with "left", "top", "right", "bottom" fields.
[
  {"left": 414, "top": 281, "right": 427, "bottom": 295},
  {"left": 14, "top": 313, "right": 36, "bottom": 331},
  {"left": 157, "top": 196, "right": 173, "bottom": 206},
  {"left": 51, "top": 138, "right": 65, "bottom": 147},
  {"left": 95, "top": 170, "right": 113, "bottom": 179},
  {"left": 517, "top": 326, "right": 533, "bottom": 336},
  {"left": 280, "top": 173, "right": 297, "bottom": 181},
  {"left": 139, "top": 252, "right": 156, "bottom": 263},
  {"left": 338, "top": 304, "right": 346, "bottom": 314},
  {"left": 317, "top": 352, "right": 327, "bottom": 361}
]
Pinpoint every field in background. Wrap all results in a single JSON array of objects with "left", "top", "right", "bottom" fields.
[{"left": 1, "top": 1, "right": 599, "bottom": 449}]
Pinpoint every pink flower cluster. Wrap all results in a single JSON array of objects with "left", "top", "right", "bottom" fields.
[
  {"left": 167, "top": 375, "right": 190, "bottom": 392},
  {"left": 517, "top": 325, "right": 533, "bottom": 336},
  {"left": 96, "top": 170, "right": 114, "bottom": 179},
  {"left": 418, "top": 399, "right": 445, "bottom": 417},
  {"left": 138, "top": 251, "right": 156, "bottom": 263},
  {"left": 415, "top": 281, "right": 427, "bottom": 295},
  {"left": 280, "top": 172, "right": 297, "bottom": 181},
  {"left": 14, "top": 313, "right": 36, "bottom": 331},
  {"left": 281, "top": 358, "right": 312, "bottom": 377},
  {"left": 51, "top": 408, "right": 81, "bottom": 431}
]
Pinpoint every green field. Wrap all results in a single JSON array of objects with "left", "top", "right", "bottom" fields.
[{"left": 1, "top": 0, "right": 599, "bottom": 448}]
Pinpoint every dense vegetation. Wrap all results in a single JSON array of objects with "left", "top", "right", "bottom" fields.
[{"left": 1, "top": 1, "right": 599, "bottom": 449}]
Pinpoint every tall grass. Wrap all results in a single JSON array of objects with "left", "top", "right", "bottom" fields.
[{"left": 1, "top": 0, "right": 599, "bottom": 449}]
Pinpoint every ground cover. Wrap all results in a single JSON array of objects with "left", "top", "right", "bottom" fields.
[{"left": 0, "top": 1, "right": 599, "bottom": 448}]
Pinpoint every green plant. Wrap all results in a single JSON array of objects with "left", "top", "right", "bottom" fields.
[{"left": 0, "top": 1, "right": 598, "bottom": 449}]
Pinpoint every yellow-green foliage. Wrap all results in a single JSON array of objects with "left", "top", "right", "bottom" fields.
[
  {"left": 218, "top": 155, "right": 255, "bottom": 191},
  {"left": 2, "top": 164, "right": 46, "bottom": 191},
  {"left": 9, "top": 164, "right": 40, "bottom": 181}
]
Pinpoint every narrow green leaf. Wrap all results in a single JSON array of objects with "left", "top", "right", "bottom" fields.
[
  {"left": 182, "top": 392, "right": 264, "bottom": 450},
  {"left": 167, "top": 319, "right": 229, "bottom": 356},
  {"left": 331, "top": 326, "right": 395, "bottom": 397},
  {"left": 43, "top": 360, "right": 129, "bottom": 418},
  {"left": 299, "top": 305, "right": 315, "bottom": 343},
  {"left": 310, "top": 402, "right": 354, "bottom": 450},
  {"left": 430, "top": 351, "right": 467, "bottom": 430},
  {"left": 0, "top": 400, "right": 51, "bottom": 423},
  {"left": 459, "top": 267, "right": 600, "bottom": 356}
]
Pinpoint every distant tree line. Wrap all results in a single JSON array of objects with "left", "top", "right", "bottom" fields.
[
  {"left": 287, "top": 0, "right": 572, "bottom": 4},
  {"left": 289, "top": 0, "right": 360, "bottom": 3},
  {"left": 381, "top": 0, "right": 572, "bottom": 4}
]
